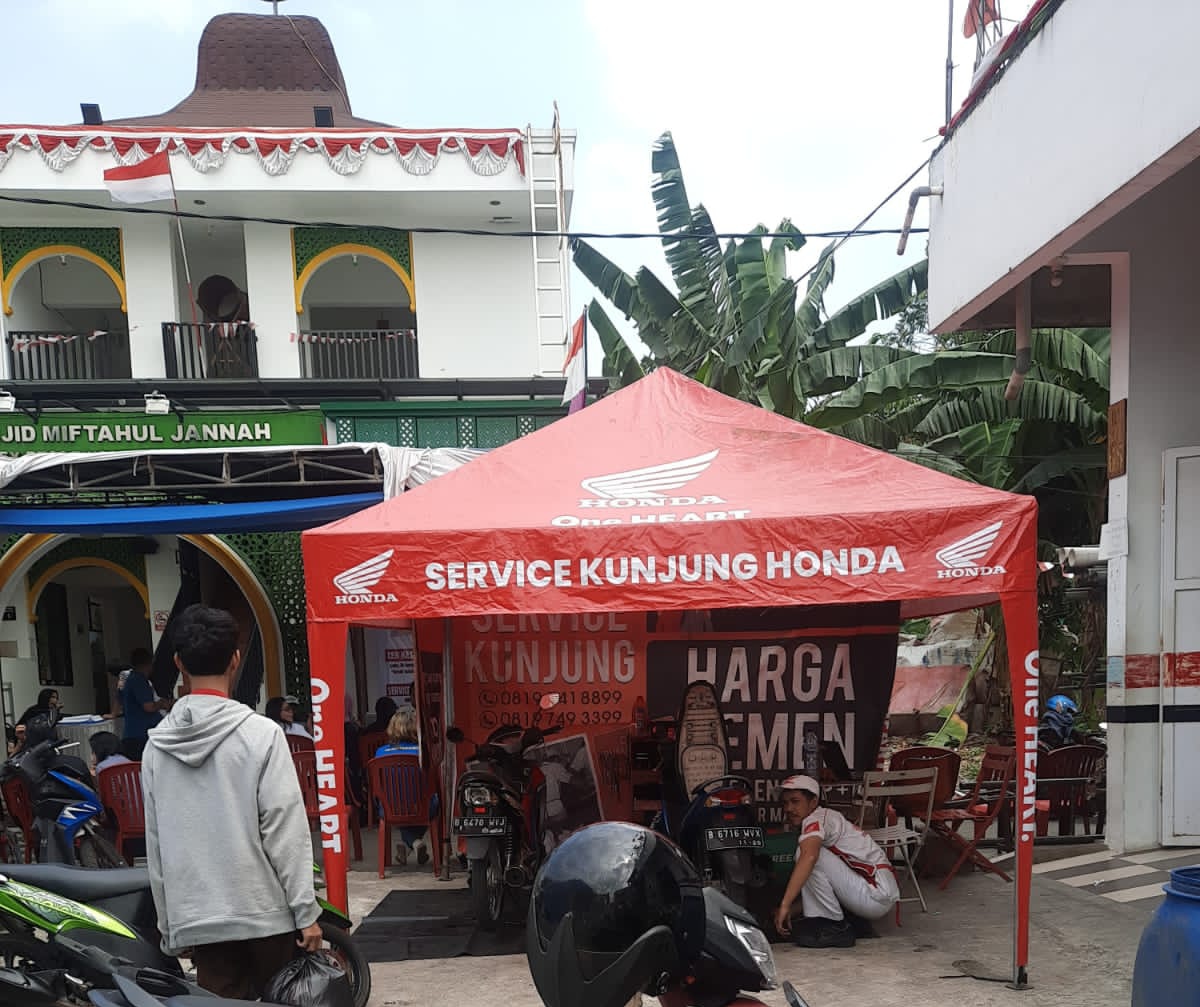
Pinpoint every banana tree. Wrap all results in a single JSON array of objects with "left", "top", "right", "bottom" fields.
[
  {"left": 573, "top": 132, "right": 929, "bottom": 419},
  {"left": 807, "top": 326, "right": 1111, "bottom": 542}
]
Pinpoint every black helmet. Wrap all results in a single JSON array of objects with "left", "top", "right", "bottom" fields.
[
  {"left": 23, "top": 712, "right": 58, "bottom": 748},
  {"left": 527, "top": 822, "right": 705, "bottom": 1007}
]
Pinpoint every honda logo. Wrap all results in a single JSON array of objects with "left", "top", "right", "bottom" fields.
[
  {"left": 333, "top": 550, "right": 399, "bottom": 604},
  {"left": 935, "top": 522, "right": 1006, "bottom": 579}
]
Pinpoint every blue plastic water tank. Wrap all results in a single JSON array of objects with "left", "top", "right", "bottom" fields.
[{"left": 1132, "top": 866, "right": 1200, "bottom": 1005}]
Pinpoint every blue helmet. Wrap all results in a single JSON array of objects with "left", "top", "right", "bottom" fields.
[{"left": 1046, "top": 695, "right": 1078, "bottom": 716}]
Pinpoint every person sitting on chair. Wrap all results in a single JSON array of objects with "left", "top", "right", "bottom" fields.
[
  {"left": 89, "top": 730, "right": 133, "bottom": 775},
  {"left": 374, "top": 708, "right": 429, "bottom": 866},
  {"left": 774, "top": 774, "right": 899, "bottom": 949}
]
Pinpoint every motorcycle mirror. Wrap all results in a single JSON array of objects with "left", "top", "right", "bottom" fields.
[
  {"left": 446, "top": 726, "right": 466, "bottom": 744},
  {"left": 539, "top": 692, "right": 562, "bottom": 710},
  {"left": 783, "top": 981, "right": 811, "bottom": 1007}
]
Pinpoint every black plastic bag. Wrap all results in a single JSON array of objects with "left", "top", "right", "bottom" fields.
[{"left": 265, "top": 951, "right": 355, "bottom": 1007}]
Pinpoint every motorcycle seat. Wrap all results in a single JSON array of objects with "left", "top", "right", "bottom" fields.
[
  {"left": 91, "top": 994, "right": 282, "bottom": 1007},
  {"left": 1, "top": 863, "right": 151, "bottom": 901},
  {"left": 676, "top": 684, "right": 729, "bottom": 796}
]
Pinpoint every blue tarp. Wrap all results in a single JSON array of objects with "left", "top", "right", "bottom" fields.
[{"left": 0, "top": 492, "right": 384, "bottom": 534}]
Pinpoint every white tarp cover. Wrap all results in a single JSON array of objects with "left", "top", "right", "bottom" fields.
[{"left": 0, "top": 443, "right": 485, "bottom": 500}]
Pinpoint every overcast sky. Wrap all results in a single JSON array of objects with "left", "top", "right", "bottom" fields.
[{"left": 7, "top": 0, "right": 1031, "bottom": 360}]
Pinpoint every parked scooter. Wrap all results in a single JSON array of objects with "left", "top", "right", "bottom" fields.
[
  {"left": 0, "top": 932, "right": 287, "bottom": 1006},
  {"left": 0, "top": 862, "right": 371, "bottom": 1007},
  {"left": 1038, "top": 694, "right": 1106, "bottom": 752},
  {"left": 656, "top": 682, "right": 771, "bottom": 911},
  {"left": 447, "top": 692, "right": 567, "bottom": 930},
  {"left": 0, "top": 712, "right": 124, "bottom": 867}
]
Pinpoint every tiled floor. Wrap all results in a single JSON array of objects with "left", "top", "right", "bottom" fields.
[{"left": 1033, "top": 846, "right": 1200, "bottom": 903}]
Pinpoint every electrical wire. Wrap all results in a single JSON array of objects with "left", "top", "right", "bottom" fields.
[{"left": 0, "top": 193, "right": 928, "bottom": 243}]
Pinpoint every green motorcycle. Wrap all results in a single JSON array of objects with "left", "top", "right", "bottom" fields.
[{"left": 0, "top": 864, "right": 369, "bottom": 1006}]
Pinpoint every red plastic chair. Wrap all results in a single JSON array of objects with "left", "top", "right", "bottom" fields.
[
  {"left": 97, "top": 763, "right": 146, "bottom": 863},
  {"left": 368, "top": 754, "right": 440, "bottom": 878},
  {"left": 1, "top": 777, "right": 35, "bottom": 863},
  {"left": 286, "top": 734, "right": 315, "bottom": 755},
  {"left": 293, "top": 750, "right": 361, "bottom": 862},
  {"left": 929, "top": 749, "right": 1016, "bottom": 889}
]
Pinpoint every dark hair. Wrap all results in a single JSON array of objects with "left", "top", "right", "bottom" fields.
[
  {"left": 374, "top": 696, "right": 398, "bottom": 727},
  {"left": 264, "top": 696, "right": 287, "bottom": 724},
  {"left": 130, "top": 647, "right": 153, "bottom": 667},
  {"left": 37, "top": 688, "right": 57, "bottom": 708},
  {"left": 173, "top": 604, "right": 239, "bottom": 679},
  {"left": 89, "top": 730, "right": 121, "bottom": 764}
]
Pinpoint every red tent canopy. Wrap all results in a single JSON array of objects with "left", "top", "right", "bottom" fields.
[{"left": 302, "top": 368, "right": 1040, "bottom": 985}]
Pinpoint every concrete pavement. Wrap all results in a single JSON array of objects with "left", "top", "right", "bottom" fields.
[{"left": 340, "top": 839, "right": 1154, "bottom": 1007}]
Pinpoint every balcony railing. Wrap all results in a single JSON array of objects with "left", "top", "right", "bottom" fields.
[
  {"left": 7, "top": 330, "right": 132, "bottom": 381},
  {"left": 163, "top": 322, "right": 259, "bottom": 380},
  {"left": 298, "top": 329, "right": 419, "bottom": 380}
]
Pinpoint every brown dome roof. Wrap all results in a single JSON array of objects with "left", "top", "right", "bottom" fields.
[{"left": 103, "top": 13, "right": 389, "bottom": 129}]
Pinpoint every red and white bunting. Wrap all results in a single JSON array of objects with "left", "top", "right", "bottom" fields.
[
  {"left": 290, "top": 329, "right": 415, "bottom": 345},
  {"left": 0, "top": 128, "right": 526, "bottom": 178},
  {"left": 10, "top": 330, "right": 109, "bottom": 351}
]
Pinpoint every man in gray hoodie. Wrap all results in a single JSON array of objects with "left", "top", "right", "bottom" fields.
[{"left": 142, "top": 604, "right": 322, "bottom": 999}]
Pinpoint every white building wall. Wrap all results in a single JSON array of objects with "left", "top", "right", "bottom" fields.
[
  {"left": 244, "top": 223, "right": 301, "bottom": 379},
  {"left": 411, "top": 232, "right": 540, "bottom": 378},
  {"left": 1069, "top": 156, "right": 1200, "bottom": 851},
  {"left": 143, "top": 537, "right": 180, "bottom": 655},
  {"left": 927, "top": 0, "right": 1200, "bottom": 331},
  {"left": 122, "top": 218, "right": 178, "bottom": 379}
]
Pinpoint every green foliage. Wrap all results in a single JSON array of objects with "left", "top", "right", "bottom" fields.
[{"left": 573, "top": 131, "right": 930, "bottom": 432}]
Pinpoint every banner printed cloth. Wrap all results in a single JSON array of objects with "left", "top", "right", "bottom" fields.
[
  {"left": 644, "top": 628, "right": 899, "bottom": 826},
  {"left": 449, "top": 612, "right": 645, "bottom": 822}
]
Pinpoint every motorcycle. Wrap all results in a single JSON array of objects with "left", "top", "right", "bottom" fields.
[
  {"left": 1, "top": 712, "right": 125, "bottom": 868},
  {"left": 1038, "top": 694, "right": 1107, "bottom": 752},
  {"left": 447, "top": 692, "right": 567, "bottom": 930},
  {"left": 0, "top": 932, "right": 287, "bottom": 1006},
  {"left": 0, "top": 862, "right": 371, "bottom": 1007},
  {"left": 657, "top": 682, "right": 771, "bottom": 912}
]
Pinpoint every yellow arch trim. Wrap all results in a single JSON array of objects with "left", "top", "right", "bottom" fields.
[
  {"left": 181, "top": 535, "right": 284, "bottom": 699},
  {"left": 0, "top": 534, "right": 283, "bottom": 700},
  {"left": 2, "top": 246, "right": 127, "bottom": 316},
  {"left": 294, "top": 243, "right": 415, "bottom": 314},
  {"left": 28, "top": 558, "right": 150, "bottom": 620}
]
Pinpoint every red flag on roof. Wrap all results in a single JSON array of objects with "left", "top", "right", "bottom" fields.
[
  {"left": 103, "top": 151, "right": 174, "bottom": 205},
  {"left": 963, "top": 0, "right": 1000, "bottom": 38}
]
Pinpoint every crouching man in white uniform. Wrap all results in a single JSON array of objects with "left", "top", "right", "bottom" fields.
[{"left": 773, "top": 774, "right": 899, "bottom": 948}]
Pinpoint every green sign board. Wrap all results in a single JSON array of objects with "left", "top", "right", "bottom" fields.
[{"left": 0, "top": 411, "right": 324, "bottom": 453}]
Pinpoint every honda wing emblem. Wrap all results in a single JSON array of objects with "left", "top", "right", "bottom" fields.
[
  {"left": 580, "top": 450, "right": 720, "bottom": 500},
  {"left": 936, "top": 522, "right": 1003, "bottom": 570},
  {"left": 333, "top": 550, "right": 394, "bottom": 594}
]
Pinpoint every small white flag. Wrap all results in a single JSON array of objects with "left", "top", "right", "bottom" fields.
[{"left": 103, "top": 151, "right": 174, "bottom": 204}]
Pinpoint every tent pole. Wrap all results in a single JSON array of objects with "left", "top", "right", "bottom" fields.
[
  {"left": 440, "top": 617, "right": 454, "bottom": 881},
  {"left": 1001, "top": 590, "right": 1039, "bottom": 990}
]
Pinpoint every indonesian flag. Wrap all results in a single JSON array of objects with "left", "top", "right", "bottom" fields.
[
  {"left": 562, "top": 312, "right": 587, "bottom": 414},
  {"left": 963, "top": 0, "right": 1000, "bottom": 38},
  {"left": 103, "top": 151, "right": 174, "bottom": 204}
]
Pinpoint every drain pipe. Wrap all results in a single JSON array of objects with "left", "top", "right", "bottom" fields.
[
  {"left": 1004, "top": 277, "right": 1033, "bottom": 401},
  {"left": 897, "top": 184, "right": 943, "bottom": 255}
]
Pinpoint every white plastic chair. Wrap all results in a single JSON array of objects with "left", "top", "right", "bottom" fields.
[{"left": 858, "top": 767, "right": 939, "bottom": 915}]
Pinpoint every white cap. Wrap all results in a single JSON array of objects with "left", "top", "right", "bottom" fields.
[{"left": 781, "top": 774, "right": 820, "bottom": 795}]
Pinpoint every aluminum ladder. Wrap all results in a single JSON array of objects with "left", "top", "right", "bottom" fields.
[{"left": 527, "top": 107, "right": 571, "bottom": 376}]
